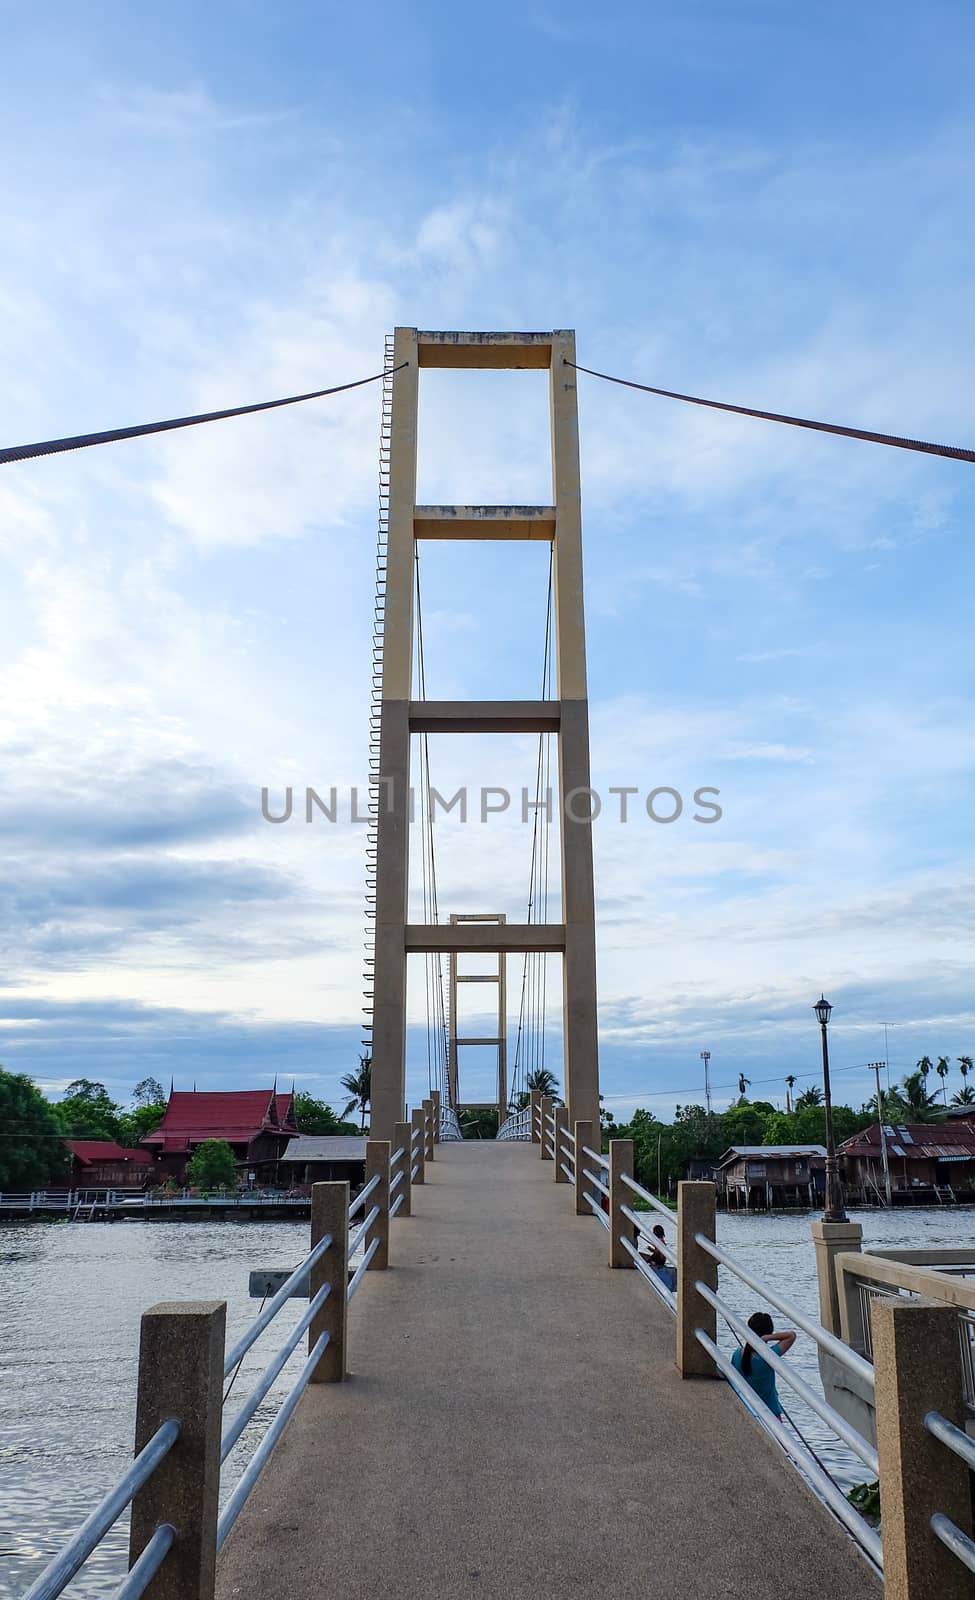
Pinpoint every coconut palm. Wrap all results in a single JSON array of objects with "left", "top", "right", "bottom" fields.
[
  {"left": 951, "top": 1086, "right": 975, "bottom": 1106},
  {"left": 935, "top": 1056, "right": 951, "bottom": 1106},
  {"left": 339, "top": 1056, "right": 371, "bottom": 1130},
  {"left": 526, "top": 1067, "right": 562, "bottom": 1105},
  {"left": 785, "top": 1074, "right": 797, "bottom": 1113},
  {"left": 795, "top": 1084, "right": 823, "bottom": 1108},
  {"left": 958, "top": 1055, "right": 973, "bottom": 1090},
  {"left": 899, "top": 1070, "right": 942, "bottom": 1123},
  {"left": 916, "top": 1055, "right": 933, "bottom": 1084},
  {"left": 737, "top": 1073, "right": 750, "bottom": 1098}
]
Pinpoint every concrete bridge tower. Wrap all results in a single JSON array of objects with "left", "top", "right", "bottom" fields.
[{"left": 368, "top": 329, "right": 600, "bottom": 1147}]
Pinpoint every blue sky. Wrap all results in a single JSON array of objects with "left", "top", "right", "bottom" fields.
[{"left": 2, "top": 1, "right": 975, "bottom": 1119}]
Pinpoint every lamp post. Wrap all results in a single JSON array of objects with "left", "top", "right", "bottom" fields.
[
  {"left": 700, "top": 1050, "right": 712, "bottom": 1116},
  {"left": 813, "top": 995, "right": 847, "bottom": 1222}
]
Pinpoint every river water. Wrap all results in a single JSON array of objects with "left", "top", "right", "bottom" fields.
[{"left": 2, "top": 1206, "right": 973, "bottom": 1598}]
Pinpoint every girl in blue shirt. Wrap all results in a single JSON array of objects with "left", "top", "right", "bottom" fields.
[{"left": 731, "top": 1311, "right": 796, "bottom": 1420}]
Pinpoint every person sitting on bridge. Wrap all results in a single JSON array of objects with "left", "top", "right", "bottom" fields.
[
  {"left": 640, "top": 1224, "right": 677, "bottom": 1292},
  {"left": 732, "top": 1311, "right": 796, "bottom": 1420}
]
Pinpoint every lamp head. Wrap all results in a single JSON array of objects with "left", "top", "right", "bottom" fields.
[{"left": 813, "top": 994, "right": 833, "bottom": 1027}]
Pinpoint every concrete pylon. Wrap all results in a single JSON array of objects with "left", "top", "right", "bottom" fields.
[
  {"left": 368, "top": 330, "right": 600, "bottom": 1146},
  {"left": 448, "top": 912, "right": 507, "bottom": 1123}
]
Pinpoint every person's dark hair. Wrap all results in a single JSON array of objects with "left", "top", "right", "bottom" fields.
[
  {"left": 652, "top": 1224, "right": 665, "bottom": 1240},
  {"left": 743, "top": 1311, "right": 774, "bottom": 1375}
]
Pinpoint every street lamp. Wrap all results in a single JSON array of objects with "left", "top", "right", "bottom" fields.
[{"left": 813, "top": 994, "right": 848, "bottom": 1222}]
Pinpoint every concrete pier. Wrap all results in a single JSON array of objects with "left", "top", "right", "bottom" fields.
[{"left": 216, "top": 1141, "right": 875, "bottom": 1600}]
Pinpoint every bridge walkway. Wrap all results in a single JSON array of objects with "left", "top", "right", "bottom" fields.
[{"left": 216, "top": 1140, "right": 877, "bottom": 1600}]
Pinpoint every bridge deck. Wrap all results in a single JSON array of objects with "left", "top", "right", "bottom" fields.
[{"left": 217, "top": 1141, "right": 876, "bottom": 1600}]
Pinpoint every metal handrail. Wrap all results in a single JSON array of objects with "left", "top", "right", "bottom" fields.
[
  {"left": 585, "top": 1192, "right": 610, "bottom": 1231},
  {"left": 620, "top": 1204, "right": 676, "bottom": 1264},
  {"left": 113, "top": 1523, "right": 176, "bottom": 1600},
  {"left": 349, "top": 1204, "right": 381, "bottom": 1258},
  {"left": 221, "top": 1284, "right": 332, "bottom": 1463},
  {"left": 349, "top": 1172, "right": 381, "bottom": 1219},
  {"left": 620, "top": 1170, "right": 674, "bottom": 1225},
  {"left": 925, "top": 1408, "right": 975, "bottom": 1471},
  {"left": 216, "top": 1335, "right": 329, "bottom": 1552},
  {"left": 223, "top": 1232, "right": 332, "bottom": 1376},
  {"left": 348, "top": 1236, "right": 380, "bottom": 1297},
  {"left": 694, "top": 1231, "right": 875, "bottom": 1390},
  {"left": 389, "top": 1169, "right": 403, "bottom": 1195},
  {"left": 559, "top": 1141, "right": 575, "bottom": 1165},
  {"left": 582, "top": 1145, "right": 608, "bottom": 1169},
  {"left": 390, "top": 1145, "right": 405, "bottom": 1166},
  {"left": 931, "top": 1512, "right": 975, "bottom": 1576},
  {"left": 20, "top": 1419, "right": 180, "bottom": 1600},
  {"left": 583, "top": 1168, "right": 610, "bottom": 1199},
  {"left": 619, "top": 1234, "right": 677, "bottom": 1313},
  {"left": 696, "top": 1282, "right": 879, "bottom": 1475},
  {"left": 696, "top": 1330, "right": 883, "bottom": 1569},
  {"left": 410, "top": 1161, "right": 420, "bottom": 1180},
  {"left": 545, "top": 1110, "right": 556, "bottom": 1128},
  {"left": 390, "top": 1192, "right": 404, "bottom": 1218},
  {"left": 559, "top": 1162, "right": 575, "bottom": 1183},
  {"left": 561, "top": 1125, "right": 576, "bottom": 1144}
]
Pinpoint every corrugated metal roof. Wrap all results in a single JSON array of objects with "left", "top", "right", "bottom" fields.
[
  {"left": 841, "top": 1123, "right": 975, "bottom": 1157},
  {"left": 280, "top": 1136, "right": 368, "bottom": 1162},
  {"left": 717, "top": 1145, "right": 827, "bottom": 1163}
]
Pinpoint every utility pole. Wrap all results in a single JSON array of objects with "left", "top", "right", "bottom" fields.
[
  {"left": 700, "top": 1050, "right": 712, "bottom": 1116},
  {"left": 869, "top": 1061, "right": 893, "bottom": 1206},
  {"left": 883, "top": 1023, "right": 894, "bottom": 1093}
]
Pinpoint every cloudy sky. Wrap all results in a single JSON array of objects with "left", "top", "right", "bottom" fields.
[{"left": 2, "top": 1, "right": 974, "bottom": 1119}]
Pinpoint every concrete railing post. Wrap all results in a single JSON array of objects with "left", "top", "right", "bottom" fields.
[
  {"left": 873, "top": 1297, "right": 973, "bottom": 1600},
  {"left": 539, "top": 1095, "right": 553, "bottom": 1160},
  {"left": 411, "top": 1108, "right": 426, "bottom": 1185},
  {"left": 365, "top": 1140, "right": 390, "bottom": 1270},
  {"left": 393, "top": 1121, "right": 412, "bottom": 1217},
  {"left": 530, "top": 1088, "right": 541, "bottom": 1144},
  {"left": 609, "top": 1140, "right": 635, "bottom": 1268},
  {"left": 811, "top": 1218, "right": 863, "bottom": 1338},
  {"left": 128, "top": 1300, "right": 225, "bottom": 1600},
  {"left": 553, "top": 1106, "right": 569, "bottom": 1183},
  {"left": 574, "top": 1120, "right": 593, "bottom": 1216},
  {"left": 422, "top": 1097, "right": 435, "bottom": 1161},
  {"left": 676, "top": 1181, "right": 718, "bottom": 1379},
  {"left": 431, "top": 1088, "right": 441, "bottom": 1142},
  {"left": 309, "top": 1181, "right": 348, "bottom": 1382}
]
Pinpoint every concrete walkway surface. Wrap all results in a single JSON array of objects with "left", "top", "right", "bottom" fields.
[{"left": 216, "top": 1141, "right": 878, "bottom": 1600}]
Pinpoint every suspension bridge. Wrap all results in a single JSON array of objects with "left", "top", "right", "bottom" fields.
[{"left": 18, "top": 331, "right": 975, "bottom": 1600}]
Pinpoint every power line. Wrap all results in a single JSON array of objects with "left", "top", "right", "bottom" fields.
[
  {"left": 567, "top": 360, "right": 975, "bottom": 465},
  {"left": 0, "top": 364, "right": 407, "bottom": 466}
]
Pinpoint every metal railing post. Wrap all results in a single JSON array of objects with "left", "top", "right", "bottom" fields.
[
  {"left": 411, "top": 1108, "right": 426, "bottom": 1184},
  {"left": 609, "top": 1140, "right": 635, "bottom": 1267},
  {"left": 574, "top": 1120, "right": 593, "bottom": 1216},
  {"left": 422, "top": 1097, "right": 435, "bottom": 1162},
  {"left": 431, "top": 1088, "right": 441, "bottom": 1142},
  {"left": 128, "top": 1300, "right": 225, "bottom": 1600},
  {"left": 530, "top": 1088, "right": 541, "bottom": 1144},
  {"left": 677, "top": 1181, "right": 718, "bottom": 1379},
  {"left": 309, "top": 1181, "right": 348, "bottom": 1382},
  {"left": 553, "top": 1106, "right": 569, "bottom": 1183},
  {"left": 393, "top": 1121, "right": 412, "bottom": 1216},
  {"left": 872, "top": 1297, "right": 973, "bottom": 1600},
  {"left": 365, "top": 1141, "right": 390, "bottom": 1269},
  {"left": 539, "top": 1095, "right": 553, "bottom": 1160}
]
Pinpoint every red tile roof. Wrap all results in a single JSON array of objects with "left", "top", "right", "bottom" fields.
[
  {"left": 141, "top": 1089, "right": 291, "bottom": 1148},
  {"left": 275, "top": 1093, "right": 297, "bottom": 1129},
  {"left": 67, "top": 1141, "right": 152, "bottom": 1165}
]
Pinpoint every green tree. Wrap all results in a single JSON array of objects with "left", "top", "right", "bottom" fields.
[
  {"left": 133, "top": 1077, "right": 165, "bottom": 1108},
  {"left": 340, "top": 1057, "right": 372, "bottom": 1130},
  {"left": 785, "top": 1074, "right": 797, "bottom": 1112},
  {"left": 935, "top": 1056, "right": 951, "bottom": 1105},
  {"left": 951, "top": 1086, "right": 975, "bottom": 1106},
  {"left": 117, "top": 1100, "right": 166, "bottom": 1146},
  {"left": 55, "top": 1080, "right": 122, "bottom": 1141},
  {"left": 795, "top": 1085, "right": 823, "bottom": 1108},
  {"left": 0, "top": 1068, "right": 69, "bottom": 1189},
  {"left": 916, "top": 1055, "right": 933, "bottom": 1086},
  {"left": 460, "top": 1108, "right": 499, "bottom": 1140},
  {"left": 293, "top": 1092, "right": 358, "bottom": 1135},
  {"left": 958, "top": 1056, "right": 973, "bottom": 1092},
  {"left": 186, "top": 1139, "right": 238, "bottom": 1192},
  {"left": 894, "top": 1071, "right": 943, "bottom": 1124},
  {"left": 526, "top": 1067, "right": 562, "bottom": 1104},
  {"left": 737, "top": 1074, "right": 750, "bottom": 1097}
]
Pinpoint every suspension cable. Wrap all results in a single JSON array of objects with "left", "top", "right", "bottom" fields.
[
  {"left": 566, "top": 359, "right": 975, "bottom": 465},
  {"left": 0, "top": 365, "right": 407, "bottom": 466}
]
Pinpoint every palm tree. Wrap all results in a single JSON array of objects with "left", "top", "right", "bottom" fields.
[
  {"left": 340, "top": 1056, "right": 371, "bottom": 1130},
  {"left": 951, "top": 1086, "right": 975, "bottom": 1106},
  {"left": 785, "top": 1074, "right": 797, "bottom": 1114},
  {"left": 795, "top": 1085, "right": 823, "bottom": 1108},
  {"left": 526, "top": 1067, "right": 562, "bottom": 1105},
  {"left": 737, "top": 1073, "right": 750, "bottom": 1098},
  {"left": 900, "top": 1070, "right": 942, "bottom": 1124},
  {"left": 936, "top": 1056, "right": 951, "bottom": 1106},
  {"left": 916, "top": 1055, "right": 933, "bottom": 1085},
  {"left": 958, "top": 1055, "right": 973, "bottom": 1091}
]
